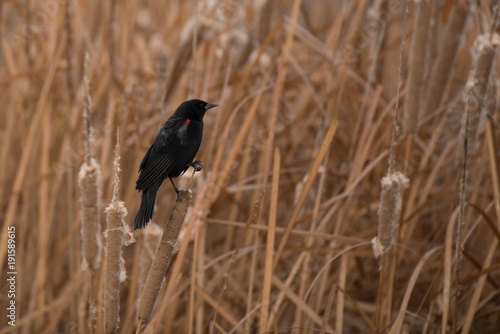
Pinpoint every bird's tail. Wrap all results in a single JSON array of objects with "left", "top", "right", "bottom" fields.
[{"left": 134, "top": 181, "right": 162, "bottom": 229}]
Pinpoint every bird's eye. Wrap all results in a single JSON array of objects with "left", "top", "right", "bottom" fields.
[{"left": 200, "top": 103, "right": 204, "bottom": 108}]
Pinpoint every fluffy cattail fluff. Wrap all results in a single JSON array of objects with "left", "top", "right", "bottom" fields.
[
  {"left": 104, "top": 133, "right": 134, "bottom": 334},
  {"left": 372, "top": 172, "right": 410, "bottom": 257},
  {"left": 138, "top": 190, "right": 192, "bottom": 326}
]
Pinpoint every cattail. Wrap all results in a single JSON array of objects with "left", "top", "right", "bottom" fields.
[
  {"left": 485, "top": 71, "right": 497, "bottom": 118},
  {"left": 423, "top": 1, "right": 468, "bottom": 118},
  {"left": 137, "top": 190, "right": 192, "bottom": 327},
  {"left": 79, "top": 159, "right": 102, "bottom": 269},
  {"left": 138, "top": 223, "right": 162, "bottom": 294},
  {"left": 457, "top": 35, "right": 496, "bottom": 163},
  {"left": 79, "top": 52, "right": 102, "bottom": 271},
  {"left": 373, "top": 0, "right": 410, "bottom": 257},
  {"left": 373, "top": 172, "right": 409, "bottom": 257},
  {"left": 405, "top": 0, "right": 431, "bottom": 134},
  {"left": 103, "top": 132, "right": 133, "bottom": 334},
  {"left": 469, "top": 35, "right": 496, "bottom": 151},
  {"left": 103, "top": 202, "right": 127, "bottom": 334}
]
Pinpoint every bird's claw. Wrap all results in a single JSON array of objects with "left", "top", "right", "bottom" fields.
[{"left": 189, "top": 160, "right": 202, "bottom": 172}]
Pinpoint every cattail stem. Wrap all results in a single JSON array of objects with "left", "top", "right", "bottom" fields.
[
  {"left": 405, "top": 0, "right": 431, "bottom": 134},
  {"left": 388, "top": 0, "right": 409, "bottom": 174},
  {"left": 64, "top": 0, "right": 73, "bottom": 104},
  {"left": 137, "top": 190, "right": 192, "bottom": 327},
  {"left": 453, "top": 89, "right": 470, "bottom": 332},
  {"left": 423, "top": 1, "right": 468, "bottom": 117},
  {"left": 88, "top": 270, "right": 95, "bottom": 334},
  {"left": 135, "top": 319, "right": 143, "bottom": 334},
  {"left": 104, "top": 133, "right": 131, "bottom": 334}
]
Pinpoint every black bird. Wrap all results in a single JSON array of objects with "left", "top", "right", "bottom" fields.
[{"left": 134, "top": 99, "right": 217, "bottom": 229}]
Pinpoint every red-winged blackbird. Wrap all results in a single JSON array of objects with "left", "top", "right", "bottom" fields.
[{"left": 134, "top": 99, "right": 218, "bottom": 229}]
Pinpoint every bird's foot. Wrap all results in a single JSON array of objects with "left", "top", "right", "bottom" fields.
[{"left": 188, "top": 160, "right": 203, "bottom": 172}]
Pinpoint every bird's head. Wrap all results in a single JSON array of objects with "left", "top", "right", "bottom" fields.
[{"left": 176, "top": 99, "right": 218, "bottom": 121}]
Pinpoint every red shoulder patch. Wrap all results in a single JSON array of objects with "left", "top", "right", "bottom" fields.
[{"left": 185, "top": 119, "right": 190, "bottom": 126}]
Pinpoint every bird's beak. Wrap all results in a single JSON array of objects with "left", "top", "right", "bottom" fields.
[{"left": 205, "top": 103, "right": 218, "bottom": 110}]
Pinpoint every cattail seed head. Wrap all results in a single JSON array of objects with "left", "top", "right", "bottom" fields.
[
  {"left": 138, "top": 191, "right": 192, "bottom": 325},
  {"left": 104, "top": 199, "right": 128, "bottom": 334},
  {"left": 374, "top": 172, "right": 409, "bottom": 257},
  {"left": 79, "top": 158, "right": 103, "bottom": 270}
]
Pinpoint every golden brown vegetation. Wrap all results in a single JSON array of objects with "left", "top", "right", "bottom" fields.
[{"left": 1, "top": 0, "right": 500, "bottom": 333}]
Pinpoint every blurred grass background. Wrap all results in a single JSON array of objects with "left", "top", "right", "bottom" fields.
[{"left": 1, "top": 0, "right": 500, "bottom": 333}]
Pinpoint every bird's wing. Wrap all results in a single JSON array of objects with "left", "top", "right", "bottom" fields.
[
  {"left": 138, "top": 144, "right": 154, "bottom": 172},
  {"left": 135, "top": 152, "right": 175, "bottom": 190},
  {"left": 136, "top": 117, "right": 184, "bottom": 191}
]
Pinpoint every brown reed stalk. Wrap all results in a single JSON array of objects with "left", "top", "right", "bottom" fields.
[
  {"left": 405, "top": 0, "right": 431, "bottom": 134},
  {"left": 104, "top": 132, "right": 133, "bottom": 334},
  {"left": 455, "top": 107, "right": 470, "bottom": 326},
  {"left": 259, "top": 149, "right": 279, "bottom": 333},
  {"left": 137, "top": 190, "right": 192, "bottom": 329},
  {"left": 25, "top": 0, "right": 32, "bottom": 66},
  {"left": 423, "top": 1, "right": 468, "bottom": 117},
  {"left": 64, "top": 0, "right": 73, "bottom": 104}
]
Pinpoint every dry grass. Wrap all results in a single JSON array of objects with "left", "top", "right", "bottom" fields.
[{"left": 1, "top": 1, "right": 500, "bottom": 333}]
